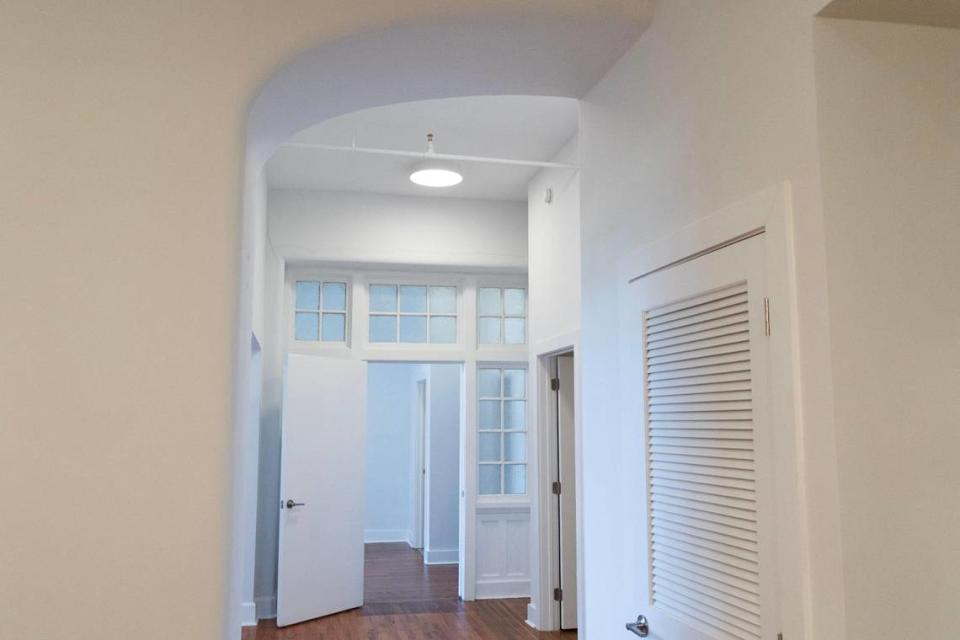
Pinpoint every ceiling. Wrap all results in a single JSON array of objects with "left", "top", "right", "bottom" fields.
[
  {"left": 819, "top": 0, "right": 960, "bottom": 30},
  {"left": 265, "top": 95, "right": 579, "bottom": 201}
]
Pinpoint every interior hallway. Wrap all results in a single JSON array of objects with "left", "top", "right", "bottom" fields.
[{"left": 245, "top": 543, "right": 576, "bottom": 639}]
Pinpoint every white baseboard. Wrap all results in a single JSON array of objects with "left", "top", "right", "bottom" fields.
[
  {"left": 241, "top": 601, "right": 257, "bottom": 627},
  {"left": 475, "top": 578, "right": 531, "bottom": 600},
  {"left": 364, "top": 529, "right": 410, "bottom": 543},
  {"left": 255, "top": 596, "right": 276, "bottom": 620},
  {"left": 526, "top": 603, "right": 538, "bottom": 629},
  {"left": 424, "top": 548, "right": 459, "bottom": 564}
]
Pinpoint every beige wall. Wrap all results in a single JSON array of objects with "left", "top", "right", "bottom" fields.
[
  {"left": 0, "top": 2, "right": 636, "bottom": 639},
  {"left": 814, "top": 18, "right": 960, "bottom": 640}
]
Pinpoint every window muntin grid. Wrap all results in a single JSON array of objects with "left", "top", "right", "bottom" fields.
[
  {"left": 294, "top": 281, "right": 348, "bottom": 342},
  {"left": 368, "top": 284, "right": 458, "bottom": 344},
  {"left": 478, "top": 287, "right": 527, "bottom": 345},
  {"left": 478, "top": 367, "right": 527, "bottom": 495}
]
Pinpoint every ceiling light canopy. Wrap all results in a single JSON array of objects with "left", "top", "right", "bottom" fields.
[{"left": 409, "top": 133, "right": 462, "bottom": 188}]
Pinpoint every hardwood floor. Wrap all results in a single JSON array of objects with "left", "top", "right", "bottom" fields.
[{"left": 245, "top": 543, "right": 576, "bottom": 639}]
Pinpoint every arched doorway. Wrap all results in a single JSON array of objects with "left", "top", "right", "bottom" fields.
[{"left": 231, "top": 9, "right": 648, "bottom": 637}]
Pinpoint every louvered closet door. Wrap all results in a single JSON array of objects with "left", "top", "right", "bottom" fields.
[{"left": 622, "top": 233, "right": 778, "bottom": 640}]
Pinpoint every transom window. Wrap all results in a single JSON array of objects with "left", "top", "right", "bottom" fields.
[
  {"left": 368, "top": 284, "right": 458, "bottom": 344},
  {"left": 294, "top": 281, "right": 348, "bottom": 342},
  {"left": 478, "top": 287, "right": 527, "bottom": 345},
  {"left": 478, "top": 367, "right": 527, "bottom": 495}
]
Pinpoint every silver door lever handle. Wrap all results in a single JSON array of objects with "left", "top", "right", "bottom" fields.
[
  {"left": 626, "top": 614, "right": 649, "bottom": 637},
  {"left": 285, "top": 499, "right": 305, "bottom": 509}
]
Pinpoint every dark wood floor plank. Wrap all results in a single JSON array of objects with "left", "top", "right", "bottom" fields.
[{"left": 245, "top": 543, "right": 576, "bottom": 639}]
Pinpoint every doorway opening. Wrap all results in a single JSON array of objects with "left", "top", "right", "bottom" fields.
[{"left": 364, "top": 361, "right": 463, "bottom": 610}]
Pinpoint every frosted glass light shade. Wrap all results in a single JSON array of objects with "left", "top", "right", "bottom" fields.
[{"left": 409, "top": 162, "right": 463, "bottom": 187}]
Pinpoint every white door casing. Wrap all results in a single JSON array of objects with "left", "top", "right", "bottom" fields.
[
  {"left": 276, "top": 353, "right": 367, "bottom": 627},
  {"left": 620, "top": 233, "right": 780, "bottom": 640},
  {"left": 557, "top": 354, "right": 578, "bottom": 630},
  {"left": 415, "top": 378, "right": 427, "bottom": 550}
]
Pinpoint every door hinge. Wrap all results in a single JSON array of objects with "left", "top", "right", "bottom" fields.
[
  {"left": 553, "top": 587, "right": 563, "bottom": 601},
  {"left": 552, "top": 481, "right": 561, "bottom": 495},
  {"left": 763, "top": 297, "right": 771, "bottom": 336},
  {"left": 551, "top": 378, "right": 560, "bottom": 391}
]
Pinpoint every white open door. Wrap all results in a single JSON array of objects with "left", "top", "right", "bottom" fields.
[
  {"left": 557, "top": 354, "right": 578, "bottom": 630},
  {"left": 621, "top": 233, "right": 779, "bottom": 640},
  {"left": 276, "top": 353, "right": 367, "bottom": 627}
]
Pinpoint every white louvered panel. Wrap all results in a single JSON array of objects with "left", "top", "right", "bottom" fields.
[{"left": 645, "top": 282, "right": 761, "bottom": 640}]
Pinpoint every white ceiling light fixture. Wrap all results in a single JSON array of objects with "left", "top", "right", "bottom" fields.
[{"left": 409, "top": 133, "right": 463, "bottom": 188}]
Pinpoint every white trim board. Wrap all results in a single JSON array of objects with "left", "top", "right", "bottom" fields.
[
  {"left": 475, "top": 578, "right": 531, "bottom": 600},
  {"left": 364, "top": 529, "right": 412, "bottom": 544},
  {"left": 424, "top": 548, "right": 459, "bottom": 564},
  {"left": 241, "top": 602, "right": 257, "bottom": 627},
  {"left": 255, "top": 596, "right": 277, "bottom": 621}
]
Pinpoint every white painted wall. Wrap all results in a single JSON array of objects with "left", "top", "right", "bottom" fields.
[
  {"left": 268, "top": 189, "right": 527, "bottom": 271},
  {"left": 814, "top": 19, "right": 960, "bottom": 640},
  {"left": 253, "top": 239, "right": 285, "bottom": 620},
  {"left": 365, "top": 363, "right": 418, "bottom": 542},
  {"left": 527, "top": 136, "right": 581, "bottom": 345},
  {"left": 425, "top": 363, "right": 461, "bottom": 563},
  {"left": 576, "top": 2, "right": 846, "bottom": 639},
  {"left": 525, "top": 135, "right": 582, "bottom": 629},
  {"left": 239, "top": 340, "right": 262, "bottom": 625}
]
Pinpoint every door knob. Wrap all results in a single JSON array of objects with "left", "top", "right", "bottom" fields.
[
  {"left": 285, "top": 499, "right": 305, "bottom": 509},
  {"left": 626, "top": 614, "right": 649, "bottom": 637}
]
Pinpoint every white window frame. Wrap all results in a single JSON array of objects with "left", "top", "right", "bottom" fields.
[
  {"left": 476, "top": 279, "right": 528, "bottom": 348},
  {"left": 477, "top": 364, "right": 528, "bottom": 497},
  {"left": 284, "top": 268, "right": 353, "bottom": 351},
  {"left": 362, "top": 273, "right": 464, "bottom": 350}
]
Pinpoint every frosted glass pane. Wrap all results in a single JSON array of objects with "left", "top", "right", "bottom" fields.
[
  {"left": 502, "top": 369, "right": 525, "bottom": 398},
  {"left": 369, "top": 285, "right": 397, "bottom": 312},
  {"left": 479, "top": 369, "right": 501, "bottom": 398},
  {"left": 479, "top": 400, "right": 501, "bottom": 429},
  {"left": 399, "top": 285, "right": 427, "bottom": 313},
  {"left": 295, "top": 281, "right": 320, "bottom": 310},
  {"left": 399, "top": 316, "right": 427, "bottom": 343},
  {"left": 504, "top": 288, "right": 526, "bottom": 316},
  {"left": 429, "top": 316, "right": 456, "bottom": 344},
  {"left": 369, "top": 315, "right": 397, "bottom": 342},
  {"left": 479, "top": 433, "right": 501, "bottom": 462},
  {"left": 321, "top": 313, "right": 346, "bottom": 342},
  {"left": 322, "top": 282, "right": 347, "bottom": 311},
  {"left": 504, "top": 464, "right": 526, "bottom": 495},
  {"left": 294, "top": 312, "right": 319, "bottom": 341},
  {"left": 429, "top": 286, "right": 457, "bottom": 314},
  {"left": 504, "top": 318, "right": 525, "bottom": 345},
  {"left": 478, "top": 288, "right": 502, "bottom": 315},
  {"left": 504, "top": 400, "right": 525, "bottom": 429},
  {"left": 504, "top": 432, "right": 526, "bottom": 462},
  {"left": 479, "top": 464, "right": 501, "bottom": 495},
  {"left": 478, "top": 317, "right": 501, "bottom": 345}
]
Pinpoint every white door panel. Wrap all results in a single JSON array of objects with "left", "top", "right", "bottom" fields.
[
  {"left": 557, "top": 354, "right": 578, "bottom": 630},
  {"left": 276, "top": 354, "right": 366, "bottom": 627},
  {"left": 621, "top": 234, "right": 779, "bottom": 640}
]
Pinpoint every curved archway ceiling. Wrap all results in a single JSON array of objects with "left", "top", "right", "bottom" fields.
[{"left": 247, "top": 8, "right": 652, "bottom": 166}]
